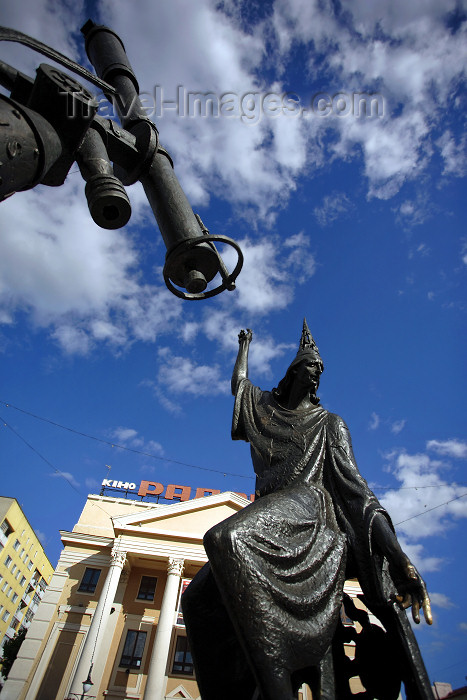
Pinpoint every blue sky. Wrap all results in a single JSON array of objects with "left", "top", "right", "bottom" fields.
[{"left": 1, "top": 0, "right": 466, "bottom": 690}]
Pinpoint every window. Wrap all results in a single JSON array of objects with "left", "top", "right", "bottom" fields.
[
  {"left": 4, "top": 555, "right": 12, "bottom": 568},
  {"left": 11, "top": 593, "right": 18, "bottom": 604},
  {"left": 1, "top": 582, "right": 8, "bottom": 592},
  {"left": 119, "top": 630, "right": 147, "bottom": 668},
  {"left": 13, "top": 539, "right": 20, "bottom": 551},
  {"left": 137, "top": 576, "right": 157, "bottom": 601},
  {"left": 340, "top": 604, "right": 354, "bottom": 627},
  {"left": 27, "top": 561, "right": 33, "bottom": 570},
  {"left": 1, "top": 519, "right": 13, "bottom": 537},
  {"left": 20, "top": 576, "right": 26, "bottom": 587},
  {"left": 2, "top": 610, "right": 9, "bottom": 622},
  {"left": 171, "top": 635, "right": 194, "bottom": 676},
  {"left": 78, "top": 568, "right": 101, "bottom": 593},
  {"left": 33, "top": 593, "right": 41, "bottom": 606}
]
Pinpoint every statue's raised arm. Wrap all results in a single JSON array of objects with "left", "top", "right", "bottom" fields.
[{"left": 231, "top": 328, "right": 252, "bottom": 395}]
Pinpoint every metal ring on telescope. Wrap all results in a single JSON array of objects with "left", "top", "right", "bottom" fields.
[{"left": 163, "top": 234, "right": 244, "bottom": 300}]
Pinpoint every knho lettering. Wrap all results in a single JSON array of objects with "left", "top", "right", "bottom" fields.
[{"left": 101, "top": 479, "right": 136, "bottom": 490}]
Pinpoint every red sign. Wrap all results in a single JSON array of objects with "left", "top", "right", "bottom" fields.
[{"left": 101, "top": 478, "right": 254, "bottom": 502}]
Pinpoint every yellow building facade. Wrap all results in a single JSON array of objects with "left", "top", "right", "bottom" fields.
[
  {"left": 0, "top": 497, "right": 54, "bottom": 658},
  {"left": 2, "top": 492, "right": 368, "bottom": 700}
]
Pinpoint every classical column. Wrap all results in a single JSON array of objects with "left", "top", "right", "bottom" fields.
[
  {"left": 68, "top": 545, "right": 127, "bottom": 697},
  {"left": 143, "top": 557, "right": 184, "bottom": 700}
]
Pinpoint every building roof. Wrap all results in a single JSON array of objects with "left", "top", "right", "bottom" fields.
[{"left": 0, "top": 495, "right": 15, "bottom": 520}]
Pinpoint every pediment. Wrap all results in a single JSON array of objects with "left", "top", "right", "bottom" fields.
[
  {"left": 165, "top": 685, "right": 199, "bottom": 699},
  {"left": 112, "top": 491, "right": 249, "bottom": 541}
]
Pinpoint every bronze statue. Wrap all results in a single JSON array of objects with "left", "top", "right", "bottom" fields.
[{"left": 182, "top": 321, "right": 433, "bottom": 700}]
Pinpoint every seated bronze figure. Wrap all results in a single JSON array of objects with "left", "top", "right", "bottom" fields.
[{"left": 183, "top": 321, "right": 432, "bottom": 700}]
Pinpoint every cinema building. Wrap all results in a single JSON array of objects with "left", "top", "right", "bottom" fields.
[{"left": 1, "top": 487, "right": 366, "bottom": 700}]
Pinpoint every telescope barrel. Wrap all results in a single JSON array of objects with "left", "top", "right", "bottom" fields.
[
  {"left": 82, "top": 20, "right": 148, "bottom": 128},
  {"left": 81, "top": 20, "right": 220, "bottom": 294},
  {"left": 76, "top": 126, "right": 131, "bottom": 229}
]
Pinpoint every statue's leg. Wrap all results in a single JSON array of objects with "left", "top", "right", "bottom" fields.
[
  {"left": 303, "top": 648, "right": 335, "bottom": 700},
  {"left": 204, "top": 520, "right": 298, "bottom": 700},
  {"left": 320, "top": 647, "right": 336, "bottom": 700},
  {"left": 182, "top": 563, "right": 257, "bottom": 700}
]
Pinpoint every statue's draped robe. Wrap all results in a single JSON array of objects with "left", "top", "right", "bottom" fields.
[
  {"left": 219, "top": 379, "right": 393, "bottom": 673},
  {"left": 183, "top": 380, "right": 432, "bottom": 699}
]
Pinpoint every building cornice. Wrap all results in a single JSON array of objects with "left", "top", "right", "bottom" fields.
[
  {"left": 118, "top": 525, "right": 204, "bottom": 542},
  {"left": 60, "top": 531, "right": 114, "bottom": 548}
]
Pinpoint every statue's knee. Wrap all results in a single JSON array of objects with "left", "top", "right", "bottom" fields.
[{"left": 204, "top": 520, "right": 237, "bottom": 556}]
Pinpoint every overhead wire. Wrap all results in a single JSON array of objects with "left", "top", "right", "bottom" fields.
[
  {"left": 3, "top": 399, "right": 467, "bottom": 490},
  {"left": 0, "top": 399, "right": 253, "bottom": 480},
  {"left": 394, "top": 491, "right": 467, "bottom": 526},
  {"left": 0, "top": 413, "right": 82, "bottom": 495},
  {"left": 2, "top": 400, "right": 467, "bottom": 527}
]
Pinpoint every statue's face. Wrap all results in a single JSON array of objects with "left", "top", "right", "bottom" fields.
[{"left": 291, "top": 358, "right": 322, "bottom": 394}]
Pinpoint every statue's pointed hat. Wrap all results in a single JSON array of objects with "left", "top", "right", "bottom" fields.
[
  {"left": 272, "top": 318, "right": 323, "bottom": 401},
  {"left": 294, "top": 318, "right": 323, "bottom": 367}
]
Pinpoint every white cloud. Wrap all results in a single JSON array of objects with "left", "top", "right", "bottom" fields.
[
  {"left": 271, "top": 0, "right": 466, "bottom": 200},
  {"left": 112, "top": 427, "right": 139, "bottom": 443},
  {"left": 110, "top": 427, "right": 164, "bottom": 455},
  {"left": 51, "top": 326, "right": 91, "bottom": 356},
  {"left": 227, "top": 238, "right": 292, "bottom": 314},
  {"left": 395, "top": 538, "right": 443, "bottom": 573},
  {"left": 224, "top": 236, "right": 316, "bottom": 315},
  {"left": 156, "top": 350, "right": 230, "bottom": 398},
  {"left": 0, "top": 0, "right": 85, "bottom": 74},
  {"left": 181, "top": 322, "right": 200, "bottom": 343},
  {"left": 391, "top": 419, "right": 406, "bottom": 435},
  {"left": 396, "top": 198, "right": 433, "bottom": 229},
  {"left": 427, "top": 439, "right": 467, "bottom": 459},
  {"left": 0, "top": 180, "right": 182, "bottom": 353},
  {"left": 314, "top": 193, "right": 354, "bottom": 227},
  {"left": 369, "top": 412, "right": 380, "bottom": 430},
  {"left": 429, "top": 592, "right": 455, "bottom": 609},
  {"left": 436, "top": 131, "right": 467, "bottom": 177},
  {"left": 380, "top": 449, "right": 467, "bottom": 545},
  {"left": 49, "top": 471, "right": 80, "bottom": 489}
]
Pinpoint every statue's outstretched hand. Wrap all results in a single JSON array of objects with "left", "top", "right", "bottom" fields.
[
  {"left": 391, "top": 556, "right": 433, "bottom": 625},
  {"left": 238, "top": 329, "right": 253, "bottom": 345}
]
